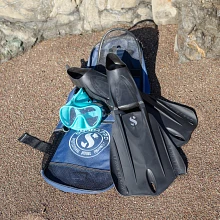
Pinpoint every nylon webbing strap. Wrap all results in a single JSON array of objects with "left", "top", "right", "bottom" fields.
[
  {"left": 18, "top": 133, "right": 51, "bottom": 153},
  {"left": 130, "top": 69, "right": 141, "bottom": 77}
]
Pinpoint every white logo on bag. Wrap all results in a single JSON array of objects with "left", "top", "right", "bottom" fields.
[
  {"left": 69, "top": 129, "right": 110, "bottom": 158},
  {"left": 81, "top": 133, "right": 99, "bottom": 148},
  {"left": 129, "top": 116, "right": 137, "bottom": 126}
]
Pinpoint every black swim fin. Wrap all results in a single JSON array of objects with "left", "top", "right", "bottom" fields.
[
  {"left": 66, "top": 67, "right": 112, "bottom": 107},
  {"left": 106, "top": 53, "right": 186, "bottom": 196},
  {"left": 66, "top": 66, "right": 198, "bottom": 148},
  {"left": 142, "top": 93, "right": 198, "bottom": 148}
]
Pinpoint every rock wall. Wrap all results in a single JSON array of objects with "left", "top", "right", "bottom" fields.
[
  {"left": 0, "top": 0, "right": 219, "bottom": 63},
  {"left": 173, "top": 0, "right": 220, "bottom": 62},
  {"left": 0, "top": 0, "right": 152, "bottom": 63},
  {"left": 152, "top": 0, "right": 178, "bottom": 25}
]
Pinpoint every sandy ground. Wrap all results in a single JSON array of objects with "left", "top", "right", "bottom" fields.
[{"left": 0, "top": 24, "right": 219, "bottom": 220}]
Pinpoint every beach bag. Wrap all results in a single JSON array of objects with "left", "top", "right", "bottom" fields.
[{"left": 18, "top": 27, "right": 150, "bottom": 194}]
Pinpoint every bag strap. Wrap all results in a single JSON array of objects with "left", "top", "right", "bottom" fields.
[
  {"left": 18, "top": 133, "right": 51, "bottom": 153},
  {"left": 128, "top": 19, "right": 156, "bottom": 31}
]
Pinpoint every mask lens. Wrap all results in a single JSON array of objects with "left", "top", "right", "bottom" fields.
[
  {"left": 79, "top": 107, "right": 99, "bottom": 126},
  {"left": 69, "top": 108, "right": 77, "bottom": 125}
]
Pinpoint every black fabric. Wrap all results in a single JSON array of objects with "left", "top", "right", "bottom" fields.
[
  {"left": 130, "top": 69, "right": 141, "bottom": 77},
  {"left": 45, "top": 162, "right": 113, "bottom": 190},
  {"left": 18, "top": 133, "right": 51, "bottom": 153},
  {"left": 42, "top": 130, "right": 65, "bottom": 170}
]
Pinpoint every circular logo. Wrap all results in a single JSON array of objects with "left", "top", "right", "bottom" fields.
[{"left": 69, "top": 128, "right": 110, "bottom": 158}]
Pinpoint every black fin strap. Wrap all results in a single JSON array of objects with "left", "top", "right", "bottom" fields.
[
  {"left": 18, "top": 133, "right": 51, "bottom": 153},
  {"left": 130, "top": 69, "right": 141, "bottom": 77}
]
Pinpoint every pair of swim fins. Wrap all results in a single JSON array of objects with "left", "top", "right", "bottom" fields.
[
  {"left": 66, "top": 53, "right": 198, "bottom": 196},
  {"left": 66, "top": 62, "right": 197, "bottom": 149}
]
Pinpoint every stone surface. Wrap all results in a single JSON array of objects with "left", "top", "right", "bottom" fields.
[
  {"left": 0, "top": 0, "right": 153, "bottom": 63},
  {"left": 17, "top": 213, "right": 47, "bottom": 220},
  {"left": 80, "top": 0, "right": 101, "bottom": 31},
  {"left": 50, "top": 0, "right": 77, "bottom": 18},
  {"left": 152, "top": 0, "right": 178, "bottom": 25},
  {"left": 0, "top": 0, "right": 53, "bottom": 22},
  {"left": 107, "top": 0, "right": 140, "bottom": 11},
  {"left": 0, "top": 21, "right": 38, "bottom": 62},
  {"left": 100, "top": 9, "right": 134, "bottom": 28},
  {"left": 96, "top": 0, "right": 107, "bottom": 11},
  {"left": 137, "top": 3, "right": 153, "bottom": 20},
  {"left": 173, "top": 0, "right": 220, "bottom": 62},
  {"left": 1, "top": 0, "right": 219, "bottom": 63}
]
